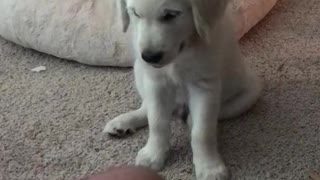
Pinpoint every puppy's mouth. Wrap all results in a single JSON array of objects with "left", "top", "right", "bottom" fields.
[
  {"left": 148, "top": 42, "right": 186, "bottom": 69},
  {"left": 150, "top": 63, "right": 164, "bottom": 69}
]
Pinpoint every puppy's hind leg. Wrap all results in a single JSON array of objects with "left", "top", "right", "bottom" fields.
[
  {"left": 219, "top": 73, "right": 262, "bottom": 120},
  {"left": 103, "top": 102, "right": 147, "bottom": 137}
]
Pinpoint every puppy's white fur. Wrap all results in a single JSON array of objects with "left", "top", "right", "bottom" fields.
[{"left": 104, "top": 0, "right": 262, "bottom": 179}]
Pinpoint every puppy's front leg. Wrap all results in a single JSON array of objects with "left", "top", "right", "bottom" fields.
[
  {"left": 188, "top": 83, "right": 229, "bottom": 180},
  {"left": 135, "top": 79, "right": 174, "bottom": 171}
]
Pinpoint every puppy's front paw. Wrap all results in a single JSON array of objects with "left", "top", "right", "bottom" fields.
[
  {"left": 195, "top": 161, "right": 229, "bottom": 180},
  {"left": 103, "top": 115, "right": 138, "bottom": 137},
  {"left": 135, "top": 145, "right": 168, "bottom": 171}
]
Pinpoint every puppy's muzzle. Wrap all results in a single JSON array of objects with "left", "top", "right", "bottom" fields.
[{"left": 141, "top": 50, "right": 164, "bottom": 64}]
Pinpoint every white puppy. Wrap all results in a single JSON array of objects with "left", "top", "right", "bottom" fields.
[{"left": 104, "top": 0, "right": 262, "bottom": 179}]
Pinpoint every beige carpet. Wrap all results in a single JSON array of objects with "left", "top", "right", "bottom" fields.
[{"left": 1, "top": 0, "right": 319, "bottom": 179}]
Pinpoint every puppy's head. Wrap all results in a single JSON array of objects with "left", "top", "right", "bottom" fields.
[{"left": 119, "top": 0, "right": 229, "bottom": 68}]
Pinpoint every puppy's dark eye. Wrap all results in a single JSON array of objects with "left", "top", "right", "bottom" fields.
[
  {"left": 162, "top": 13, "right": 176, "bottom": 21},
  {"left": 160, "top": 10, "right": 181, "bottom": 22}
]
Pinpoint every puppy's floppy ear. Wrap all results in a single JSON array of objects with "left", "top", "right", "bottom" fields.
[
  {"left": 190, "top": 0, "right": 230, "bottom": 43},
  {"left": 118, "top": 0, "right": 130, "bottom": 32}
]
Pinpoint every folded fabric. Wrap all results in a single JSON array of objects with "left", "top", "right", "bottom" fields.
[{"left": 0, "top": 0, "right": 277, "bottom": 67}]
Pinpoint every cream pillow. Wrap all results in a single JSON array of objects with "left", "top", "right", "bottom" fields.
[{"left": 0, "top": 0, "right": 277, "bottom": 67}]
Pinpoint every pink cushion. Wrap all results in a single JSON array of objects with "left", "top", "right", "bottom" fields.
[{"left": 232, "top": 0, "right": 278, "bottom": 39}]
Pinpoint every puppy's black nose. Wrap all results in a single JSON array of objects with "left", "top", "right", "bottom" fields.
[{"left": 141, "top": 51, "right": 163, "bottom": 64}]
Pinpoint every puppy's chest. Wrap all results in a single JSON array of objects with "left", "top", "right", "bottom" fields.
[{"left": 165, "top": 66, "right": 188, "bottom": 105}]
